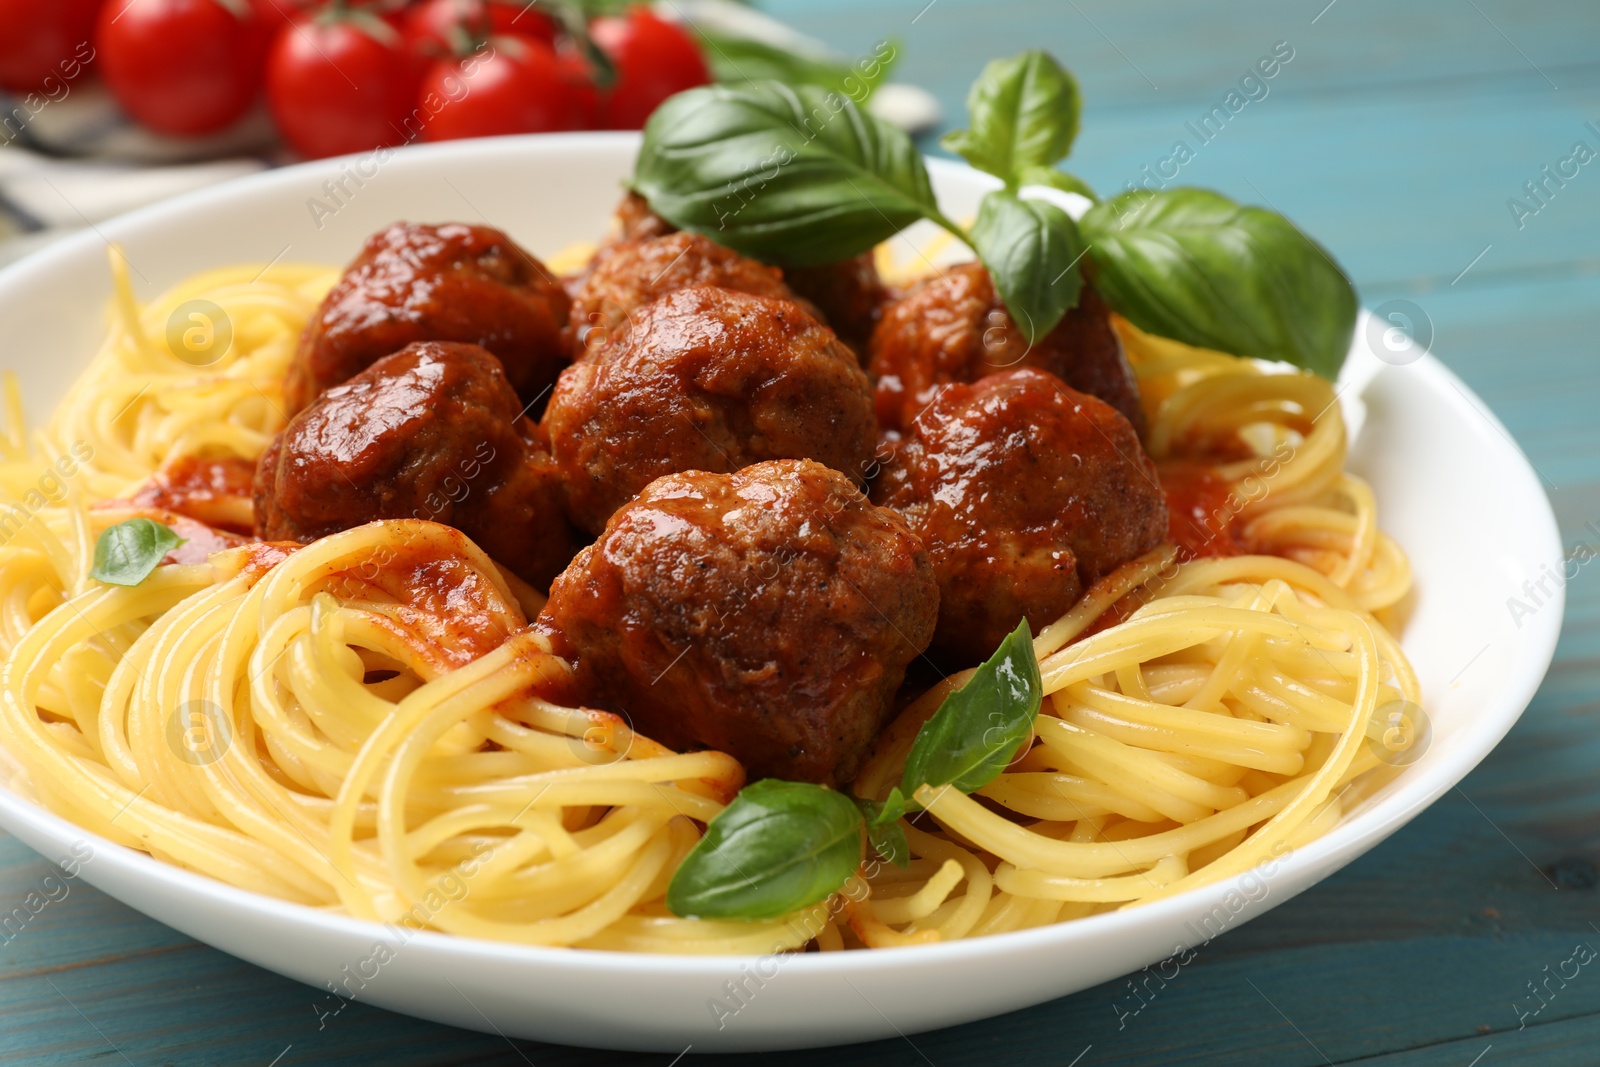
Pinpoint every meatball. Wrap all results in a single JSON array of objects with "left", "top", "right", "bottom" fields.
[
  {"left": 288, "top": 222, "right": 570, "bottom": 413},
  {"left": 613, "top": 189, "right": 677, "bottom": 245},
  {"left": 256, "top": 341, "right": 579, "bottom": 589},
  {"left": 868, "top": 261, "right": 1145, "bottom": 437},
  {"left": 540, "top": 460, "right": 938, "bottom": 785},
  {"left": 564, "top": 231, "right": 807, "bottom": 358},
  {"left": 872, "top": 368, "right": 1167, "bottom": 664},
  {"left": 543, "top": 285, "right": 877, "bottom": 534},
  {"left": 783, "top": 252, "right": 892, "bottom": 359}
]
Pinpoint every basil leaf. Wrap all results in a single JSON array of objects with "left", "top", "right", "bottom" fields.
[
  {"left": 1017, "top": 164, "right": 1099, "bottom": 203},
  {"left": 970, "top": 190, "right": 1085, "bottom": 345},
  {"left": 901, "top": 619, "right": 1042, "bottom": 799},
  {"left": 697, "top": 32, "right": 897, "bottom": 102},
  {"left": 1080, "top": 188, "right": 1358, "bottom": 379},
  {"left": 666, "top": 779, "right": 862, "bottom": 920},
  {"left": 633, "top": 81, "right": 944, "bottom": 266},
  {"left": 942, "top": 50, "right": 1081, "bottom": 185},
  {"left": 90, "top": 518, "right": 185, "bottom": 587},
  {"left": 854, "top": 797, "right": 910, "bottom": 868},
  {"left": 875, "top": 785, "right": 908, "bottom": 826}
]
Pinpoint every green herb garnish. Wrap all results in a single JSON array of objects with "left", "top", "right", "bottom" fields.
[
  {"left": 90, "top": 518, "right": 184, "bottom": 587},
  {"left": 697, "top": 31, "right": 898, "bottom": 102},
  {"left": 1079, "top": 188, "right": 1358, "bottom": 380},
  {"left": 664, "top": 622, "right": 1042, "bottom": 919},
  {"left": 855, "top": 796, "right": 910, "bottom": 868},
  {"left": 633, "top": 49, "right": 1357, "bottom": 376},
  {"left": 666, "top": 779, "right": 863, "bottom": 921}
]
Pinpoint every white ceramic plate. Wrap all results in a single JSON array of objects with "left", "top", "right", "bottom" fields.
[{"left": 0, "top": 134, "right": 1563, "bottom": 1053}]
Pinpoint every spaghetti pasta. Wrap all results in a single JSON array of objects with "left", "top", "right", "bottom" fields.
[{"left": 0, "top": 252, "right": 1422, "bottom": 953}]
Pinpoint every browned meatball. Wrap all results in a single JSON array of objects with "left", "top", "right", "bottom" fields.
[
  {"left": 288, "top": 222, "right": 570, "bottom": 413},
  {"left": 256, "top": 341, "right": 579, "bottom": 589},
  {"left": 564, "top": 231, "right": 807, "bottom": 358},
  {"left": 872, "top": 368, "right": 1167, "bottom": 664},
  {"left": 783, "top": 252, "right": 892, "bottom": 359},
  {"left": 613, "top": 189, "right": 677, "bottom": 244},
  {"left": 868, "top": 261, "right": 1145, "bottom": 437},
  {"left": 544, "top": 286, "right": 877, "bottom": 534},
  {"left": 540, "top": 460, "right": 938, "bottom": 785}
]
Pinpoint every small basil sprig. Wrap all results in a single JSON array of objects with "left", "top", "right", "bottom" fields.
[
  {"left": 942, "top": 50, "right": 1087, "bottom": 196},
  {"left": 877, "top": 620, "right": 1042, "bottom": 825},
  {"left": 90, "top": 518, "right": 184, "bottom": 587},
  {"left": 663, "top": 625, "right": 1041, "bottom": 920},
  {"left": 667, "top": 779, "right": 862, "bottom": 920},
  {"left": 632, "top": 48, "right": 1357, "bottom": 377}
]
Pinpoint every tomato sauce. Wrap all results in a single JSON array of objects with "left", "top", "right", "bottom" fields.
[
  {"left": 1158, "top": 461, "right": 1244, "bottom": 561},
  {"left": 130, "top": 454, "right": 257, "bottom": 535}
]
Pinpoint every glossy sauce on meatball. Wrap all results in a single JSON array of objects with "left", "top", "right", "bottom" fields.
[
  {"left": 565, "top": 231, "right": 805, "bottom": 358},
  {"left": 869, "top": 261, "right": 1146, "bottom": 437},
  {"left": 581, "top": 192, "right": 891, "bottom": 361},
  {"left": 543, "top": 285, "right": 877, "bottom": 534},
  {"left": 540, "top": 459, "right": 939, "bottom": 785},
  {"left": 256, "top": 341, "right": 579, "bottom": 589},
  {"left": 288, "top": 222, "right": 570, "bottom": 413},
  {"left": 783, "top": 252, "right": 891, "bottom": 360},
  {"left": 872, "top": 367, "right": 1167, "bottom": 664}
]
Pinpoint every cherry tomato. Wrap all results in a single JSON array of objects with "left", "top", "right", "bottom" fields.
[
  {"left": 419, "top": 35, "right": 571, "bottom": 142},
  {"left": 589, "top": 7, "right": 708, "bottom": 130},
  {"left": 485, "top": 1, "right": 556, "bottom": 46},
  {"left": 266, "top": 8, "right": 418, "bottom": 158},
  {"left": 556, "top": 46, "right": 598, "bottom": 130},
  {"left": 0, "top": 0, "right": 103, "bottom": 93},
  {"left": 96, "top": 0, "right": 270, "bottom": 136},
  {"left": 403, "top": 0, "right": 555, "bottom": 61}
]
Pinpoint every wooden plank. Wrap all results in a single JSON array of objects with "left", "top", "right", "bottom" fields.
[
  {"left": 762, "top": 0, "right": 1599, "bottom": 108},
  {"left": 0, "top": 835, "right": 188, "bottom": 977},
  {"left": 1334, "top": 1013, "right": 1600, "bottom": 1066}
]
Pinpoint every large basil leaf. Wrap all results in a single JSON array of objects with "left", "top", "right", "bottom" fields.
[
  {"left": 1080, "top": 188, "right": 1357, "bottom": 379},
  {"left": 970, "top": 190, "right": 1085, "bottom": 344},
  {"left": 633, "top": 82, "right": 943, "bottom": 266},
  {"left": 697, "top": 32, "right": 897, "bottom": 101},
  {"left": 942, "top": 50, "right": 1081, "bottom": 184},
  {"left": 901, "top": 620, "right": 1043, "bottom": 801},
  {"left": 90, "top": 518, "right": 184, "bottom": 587},
  {"left": 666, "top": 779, "right": 862, "bottom": 920}
]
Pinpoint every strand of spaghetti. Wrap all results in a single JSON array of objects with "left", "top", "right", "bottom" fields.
[
  {"left": 425, "top": 817, "right": 677, "bottom": 944},
  {"left": 1138, "top": 617, "right": 1381, "bottom": 902},
  {"left": 202, "top": 577, "right": 394, "bottom": 898},
  {"left": 903, "top": 823, "right": 992, "bottom": 940},
  {"left": 327, "top": 633, "right": 553, "bottom": 918},
  {"left": 1033, "top": 546, "right": 1178, "bottom": 658},
  {"left": 449, "top": 808, "right": 667, "bottom": 919},
  {"left": 1058, "top": 683, "right": 1311, "bottom": 768},
  {"left": 1039, "top": 605, "right": 1327, "bottom": 693},
  {"left": 868, "top": 859, "right": 964, "bottom": 925},
  {"left": 917, "top": 774, "right": 1312, "bottom": 879},
  {"left": 0, "top": 587, "right": 322, "bottom": 898},
  {"left": 995, "top": 853, "right": 1189, "bottom": 904}
]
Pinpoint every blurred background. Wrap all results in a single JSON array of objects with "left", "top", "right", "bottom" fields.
[
  {"left": 4, "top": 2, "right": 1600, "bottom": 1065},
  {"left": 0, "top": 0, "right": 945, "bottom": 265}
]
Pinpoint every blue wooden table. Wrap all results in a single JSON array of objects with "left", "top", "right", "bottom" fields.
[{"left": 5, "top": 1, "right": 1600, "bottom": 1063}]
